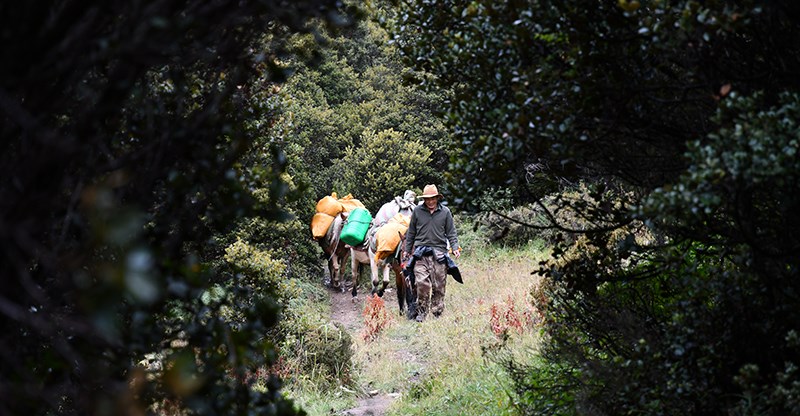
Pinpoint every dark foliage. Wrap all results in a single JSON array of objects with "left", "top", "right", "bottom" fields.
[
  {"left": 0, "top": 1, "right": 356, "bottom": 414},
  {"left": 267, "top": 14, "right": 452, "bottom": 216},
  {"left": 393, "top": 0, "right": 800, "bottom": 414}
]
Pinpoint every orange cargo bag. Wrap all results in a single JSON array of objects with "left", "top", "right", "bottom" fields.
[
  {"left": 311, "top": 212, "right": 336, "bottom": 239},
  {"left": 316, "top": 193, "right": 343, "bottom": 217},
  {"left": 374, "top": 213, "right": 410, "bottom": 262},
  {"left": 338, "top": 194, "right": 365, "bottom": 212}
]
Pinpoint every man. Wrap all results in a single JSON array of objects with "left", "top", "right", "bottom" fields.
[{"left": 404, "top": 184, "right": 461, "bottom": 322}]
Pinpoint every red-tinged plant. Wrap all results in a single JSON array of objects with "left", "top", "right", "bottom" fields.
[
  {"left": 504, "top": 295, "right": 523, "bottom": 332},
  {"left": 490, "top": 295, "right": 535, "bottom": 338},
  {"left": 489, "top": 304, "right": 504, "bottom": 336},
  {"left": 362, "top": 294, "right": 392, "bottom": 341}
]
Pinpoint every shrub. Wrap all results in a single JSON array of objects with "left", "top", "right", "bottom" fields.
[
  {"left": 279, "top": 321, "right": 354, "bottom": 388},
  {"left": 334, "top": 128, "right": 433, "bottom": 212},
  {"left": 489, "top": 295, "right": 535, "bottom": 338}
]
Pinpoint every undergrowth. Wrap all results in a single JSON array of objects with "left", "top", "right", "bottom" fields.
[{"left": 284, "top": 215, "right": 550, "bottom": 415}]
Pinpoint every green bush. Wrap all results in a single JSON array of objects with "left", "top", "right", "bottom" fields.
[
  {"left": 215, "top": 234, "right": 355, "bottom": 389},
  {"left": 281, "top": 321, "right": 354, "bottom": 388},
  {"left": 334, "top": 128, "right": 433, "bottom": 212},
  {"left": 519, "top": 92, "right": 800, "bottom": 415},
  {"left": 0, "top": 2, "right": 356, "bottom": 414},
  {"left": 394, "top": 1, "right": 800, "bottom": 414}
]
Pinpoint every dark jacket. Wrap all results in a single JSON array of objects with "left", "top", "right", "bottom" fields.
[{"left": 403, "top": 246, "right": 463, "bottom": 285}]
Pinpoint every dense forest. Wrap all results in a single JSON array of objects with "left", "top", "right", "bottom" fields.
[{"left": 2, "top": 1, "right": 799, "bottom": 415}]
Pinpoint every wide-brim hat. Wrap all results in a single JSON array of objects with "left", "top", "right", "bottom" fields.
[{"left": 418, "top": 184, "right": 443, "bottom": 199}]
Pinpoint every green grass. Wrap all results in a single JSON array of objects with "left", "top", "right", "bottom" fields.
[
  {"left": 285, "top": 383, "right": 356, "bottom": 415},
  {"left": 284, "top": 222, "right": 551, "bottom": 415},
  {"left": 374, "top": 239, "right": 549, "bottom": 415},
  {"left": 396, "top": 360, "right": 519, "bottom": 416}
]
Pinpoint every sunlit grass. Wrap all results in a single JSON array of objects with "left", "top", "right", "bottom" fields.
[
  {"left": 285, "top": 228, "right": 551, "bottom": 415},
  {"left": 352, "top": 239, "right": 551, "bottom": 415},
  {"left": 285, "top": 382, "right": 355, "bottom": 416}
]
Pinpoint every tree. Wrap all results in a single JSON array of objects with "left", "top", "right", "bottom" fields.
[
  {"left": 334, "top": 128, "right": 433, "bottom": 211},
  {"left": 391, "top": 0, "right": 800, "bottom": 413},
  {"left": 268, "top": 14, "right": 452, "bottom": 215},
  {"left": 0, "top": 1, "right": 356, "bottom": 414}
]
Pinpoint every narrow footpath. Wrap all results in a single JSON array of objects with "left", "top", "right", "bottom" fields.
[{"left": 330, "top": 287, "right": 401, "bottom": 416}]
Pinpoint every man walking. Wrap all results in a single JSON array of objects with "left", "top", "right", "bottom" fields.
[{"left": 404, "top": 184, "right": 461, "bottom": 322}]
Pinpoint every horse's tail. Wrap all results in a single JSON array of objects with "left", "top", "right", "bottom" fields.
[{"left": 326, "top": 214, "right": 346, "bottom": 263}]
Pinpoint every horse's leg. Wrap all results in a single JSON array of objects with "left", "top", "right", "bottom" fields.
[
  {"left": 334, "top": 247, "right": 350, "bottom": 292},
  {"left": 337, "top": 248, "right": 349, "bottom": 293},
  {"left": 376, "top": 263, "right": 390, "bottom": 297},
  {"left": 392, "top": 263, "right": 405, "bottom": 314},
  {"left": 327, "top": 256, "right": 337, "bottom": 288},
  {"left": 404, "top": 264, "right": 418, "bottom": 320},
  {"left": 331, "top": 254, "right": 341, "bottom": 288},
  {"left": 350, "top": 250, "right": 359, "bottom": 298},
  {"left": 369, "top": 250, "right": 380, "bottom": 295}
]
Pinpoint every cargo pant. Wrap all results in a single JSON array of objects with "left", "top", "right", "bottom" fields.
[{"left": 413, "top": 253, "right": 448, "bottom": 320}]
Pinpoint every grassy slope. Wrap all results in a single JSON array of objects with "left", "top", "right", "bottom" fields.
[
  {"left": 379, "top": 239, "right": 548, "bottom": 415},
  {"left": 346, "top": 225, "right": 549, "bottom": 415},
  {"left": 287, "top": 226, "right": 550, "bottom": 415}
]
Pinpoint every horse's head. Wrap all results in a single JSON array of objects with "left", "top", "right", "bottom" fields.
[{"left": 394, "top": 229, "right": 407, "bottom": 260}]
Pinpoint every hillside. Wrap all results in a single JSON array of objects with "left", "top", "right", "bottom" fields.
[{"left": 291, "top": 237, "right": 549, "bottom": 416}]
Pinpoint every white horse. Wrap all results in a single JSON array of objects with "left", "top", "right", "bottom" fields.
[
  {"left": 348, "top": 243, "right": 371, "bottom": 297},
  {"left": 373, "top": 190, "right": 416, "bottom": 227},
  {"left": 349, "top": 190, "right": 416, "bottom": 313}
]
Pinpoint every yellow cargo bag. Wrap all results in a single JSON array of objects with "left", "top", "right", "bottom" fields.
[
  {"left": 311, "top": 212, "right": 336, "bottom": 240},
  {"left": 338, "top": 193, "right": 365, "bottom": 212},
  {"left": 374, "top": 213, "right": 411, "bottom": 262},
  {"left": 311, "top": 192, "right": 365, "bottom": 240},
  {"left": 316, "top": 192, "right": 343, "bottom": 217}
]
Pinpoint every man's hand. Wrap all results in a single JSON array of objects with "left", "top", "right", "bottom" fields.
[{"left": 453, "top": 247, "right": 461, "bottom": 259}]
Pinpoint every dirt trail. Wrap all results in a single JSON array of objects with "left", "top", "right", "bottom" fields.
[{"left": 329, "top": 286, "right": 401, "bottom": 416}]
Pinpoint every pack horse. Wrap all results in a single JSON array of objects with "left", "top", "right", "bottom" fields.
[
  {"left": 312, "top": 191, "right": 418, "bottom": 317},
  {"left": 350, "top": 190, "right": 416, "bottom": 314},
  {"left": 317, "top": 214, "right": 349, "bottom": 288},
  {"left": 311, "top": 193, "right": 366, "bottom": 289}
]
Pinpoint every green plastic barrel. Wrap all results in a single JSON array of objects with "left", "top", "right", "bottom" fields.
[{"left": 340, "top": 207, "right": 372, "bottom": 246}]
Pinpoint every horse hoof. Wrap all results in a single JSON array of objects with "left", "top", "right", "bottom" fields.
[
  {"left": 351, "top": 288, "right": 358, "bottom": 297},
  {"left": 377, "top": 289, "right": 385, "bottom": 297},
  {"left": 406, "top": 303, "right": 417, "bottom": 320}
]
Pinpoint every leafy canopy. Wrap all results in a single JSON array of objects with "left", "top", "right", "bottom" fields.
[
  {"left": 0, "top": 1, "right": 358, "bottom": 414},
  {"left": 391, "top": 1, "right": 800, "bottom": 414}
]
